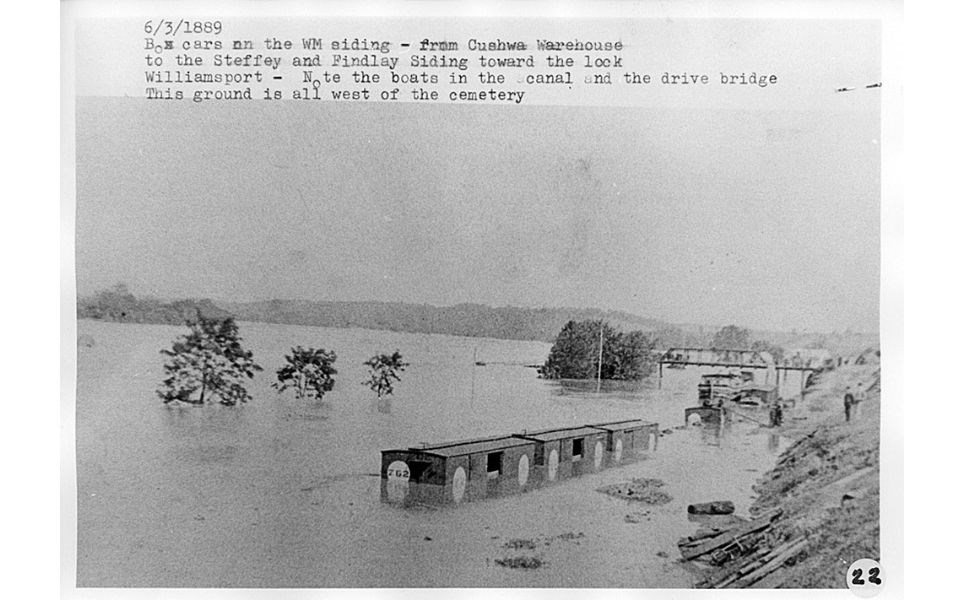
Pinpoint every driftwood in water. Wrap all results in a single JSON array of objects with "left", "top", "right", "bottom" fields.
[{"left": 688, "top": 500, "right": 735, "bottom": 515}]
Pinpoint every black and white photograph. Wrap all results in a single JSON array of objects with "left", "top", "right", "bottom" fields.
[{"left": 61, "top": 1, "right": 901, "bottom": 594}]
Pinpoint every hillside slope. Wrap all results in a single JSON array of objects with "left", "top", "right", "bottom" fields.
[{"left": 744, "top": 364, "right": 881, "bottom": 588}]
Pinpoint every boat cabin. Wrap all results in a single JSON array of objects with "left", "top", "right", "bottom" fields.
[
  {"left": 685, "top": 405, "right": 726, "bottom": 426},
  {"left": 698, "top": 373, "right": 744, "bottom": 406},
  {"left": 733, "top": 384, "right": 779, "bottom": 406}
]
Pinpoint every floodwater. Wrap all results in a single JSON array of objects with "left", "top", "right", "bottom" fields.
[{"left": 75, "top": 319, "right": 797, "bottom": 587}]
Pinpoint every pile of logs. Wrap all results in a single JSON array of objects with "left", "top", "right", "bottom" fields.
[{"left": 677, "top": 507, "right": 809, "bottom": 588}]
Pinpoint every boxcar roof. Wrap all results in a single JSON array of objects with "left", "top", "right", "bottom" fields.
[
  {"left": 411, "top": 435, "right": 535, "bottom": 458},
  {"left": 589, "top": 419, "right": 654, "bottom": 431},
  {"left": 412, "top": 433, "right": 508, "bottom": 451},
  {"left": 515, "top": 426, "right": 604, "bottom": 442}
]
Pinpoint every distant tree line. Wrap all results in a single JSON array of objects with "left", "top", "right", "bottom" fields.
[
  {"left": 79, "top": 285, "right": 682, "bottom": 343},
  {"left": 79, "top": 283, "right": 231, "bottom": 324},
  {"left": 710, "top": 324, "right": 786, "bottom": 363},
  {"left": 540, "top": 320, "right": 658, "bottom": 381},
  {"left": 81, "top": 285, "right": 869, "bottom": 357},
  {"left": 711, "top": 324, "right": 752, "bottom": 349}
]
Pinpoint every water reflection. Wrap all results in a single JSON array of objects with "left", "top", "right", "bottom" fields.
[
  {"left": 160, "top": 403, "right": 202, "bottom": 427},
  {"left": 161, "top": 403, "right": 245, "bottom": 464},
  {"left": 162, "top": 401, "right": 245, "bottom": 423},
  {"left": 766, "top": 433, "right": 781, "bottom": 453},
  {"left": 698, "top": 423, "right": 725, "bottom": 447}
]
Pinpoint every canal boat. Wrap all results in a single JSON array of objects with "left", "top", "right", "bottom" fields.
[
  {"left": 697, "top": 372, "right": 745, "bottom": 406},
  {"left": 684, "top": 405, "right": 727, "bottom": 426},
  {"left": 732, "top": 383, "right": 779, "bottom": 406}
]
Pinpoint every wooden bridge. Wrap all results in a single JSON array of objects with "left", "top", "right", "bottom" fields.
[
  {"left": 656, "top": 347, "right": 822, "bottom": 389},
  {"left": 659, "top": 347, "right": 770, "bottom": 370}
]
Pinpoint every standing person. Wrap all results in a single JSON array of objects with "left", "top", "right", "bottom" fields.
[
  {"left": 769, "top": 399, "right": 783, "bottom": 427},
  {"left": 768, "top": 399, "right": 782, "bottom": 427},
  {"left": 843, "top": 386, "right": 855, "bottom": 422}
]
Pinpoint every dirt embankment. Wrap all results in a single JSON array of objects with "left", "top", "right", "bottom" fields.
[
  {"left": 743, "top": 363, "right": 881, "bottom": 588},
  {"left": 679, "top": 361, "right": 881, "bottom": 588}
]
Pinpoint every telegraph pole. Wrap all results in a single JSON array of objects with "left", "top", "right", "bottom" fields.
[{"left": 596, "top": 321, "right": 604, "bottom": 394}]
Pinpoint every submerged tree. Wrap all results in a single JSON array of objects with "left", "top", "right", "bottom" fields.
[
  {"left": 157, "top": 316, "right": 262, "bottom": 406},
  {"left": 363, "top": 351, "right": 409, "bottom": 399},
  {"left": 273, "top": 346, "right": 338, "bottom": 401},
  {"left": 541, "top": 320, "right": 618, "bottom": 380},
  {"left": 613, "top": 329, "right": 658, "bottom": 380},
  {"left": 541, "top": 320, "right": 657, "bottom": 381}
]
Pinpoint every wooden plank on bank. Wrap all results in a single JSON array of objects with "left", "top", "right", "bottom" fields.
[
  {"left": 696, "top": 547, "right": 773, "bottom": 588},
  {"left": 679, "top": 526, "right": 731, "bottom": 547},
  {"left": 731, "top": 540, "right": 808, "bottom": 588},
  {"left": 680, "top": 508, "right": 782, "bottom": 561}
]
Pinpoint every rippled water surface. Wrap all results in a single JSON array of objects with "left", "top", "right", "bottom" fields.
[{"left": 75, "top": 319, "right": 797, "bottom": 587}]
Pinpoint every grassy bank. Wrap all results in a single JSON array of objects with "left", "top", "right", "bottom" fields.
[{"left": 742, "top": 362, "right": 881, "bottom": 588}]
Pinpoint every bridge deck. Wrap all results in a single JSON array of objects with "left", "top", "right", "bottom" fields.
[{"left": 659, "top": 360, "right": 816, "bottom": 371}]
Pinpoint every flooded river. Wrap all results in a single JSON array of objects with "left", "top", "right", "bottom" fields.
[{"left": 75, "top": 319, "right": 794, "bottom": 587}]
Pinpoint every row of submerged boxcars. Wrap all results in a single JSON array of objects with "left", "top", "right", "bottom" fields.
[{"left": 380, "top": 419, "right": 659, "bottom": 506}]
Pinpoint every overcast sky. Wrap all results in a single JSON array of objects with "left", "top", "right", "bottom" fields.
[{"left": 75, "top": 20, "right": 880, "bottom": 334}]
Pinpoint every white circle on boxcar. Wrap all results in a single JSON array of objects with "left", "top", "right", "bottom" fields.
[
  {"left": 547, "top": 449, "right": 559, "bottom": 481},
  {"left": 614, "top": 439, "right": 623, "bottom": 462},
  {"left": 517, "top": 454, "right": 530, "bottom": 487},
  {"left": 452, "top": 466, "right": 467, "bottom": 503},
  {"left": 386, "top": 460, "right": 410, "bottom": 503},
  {"left": 594, "top": 441, "right": 604, "bottom": 469}
]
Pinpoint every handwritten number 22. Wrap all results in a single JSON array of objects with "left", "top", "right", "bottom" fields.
[{"left": 851, "top": 568, "right": 881, "bottom": 586}]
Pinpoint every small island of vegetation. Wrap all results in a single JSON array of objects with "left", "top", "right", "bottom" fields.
[{"left": 540, "top": 320, "right": 657, "bottom": 381}]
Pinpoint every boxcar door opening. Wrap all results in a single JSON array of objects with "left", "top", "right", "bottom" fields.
[{"left": 487, "top": 451, "right": 503, "bottom": 479}]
